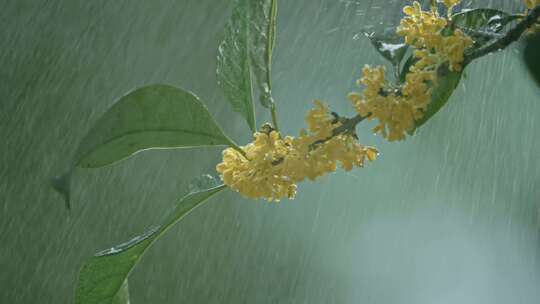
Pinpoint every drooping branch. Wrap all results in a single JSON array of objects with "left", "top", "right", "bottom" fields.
[{"left": 327, "top": 6, "right": 540, "bottom": 143}]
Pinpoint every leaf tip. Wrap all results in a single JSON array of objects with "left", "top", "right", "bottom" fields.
[{"left": 51, "top": 171, "right": 72, "bottom": 210}]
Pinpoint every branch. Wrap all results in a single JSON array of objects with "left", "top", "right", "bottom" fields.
[
  {"left": 465, "top": 5, "right": 540, "bottom": 64},
  {"left": 310, "top": 114, "right": 367, "bottom": 149},
  {"left": 313, "top": 6, "right": 539, "bottom": 149}
]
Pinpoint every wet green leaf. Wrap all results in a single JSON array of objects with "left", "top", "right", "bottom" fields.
[
  {"left": 111, "top": 280, "right": 129, "bottom": 304},
  {"left": 524, "top": 32, "right": 540, "bottom": 87},
  {"left": 217, "top": 0, "right": 257, "bottom": 131},
  {"left": 249, "top": 0, "right": 278, "bottom": 108},
  {"left": 398, "top": 54, "right": 418, "bottom": 83},
  {"left": 451, "top": 8, "right": 521, "bottom": 47},
  {"left": 74, "top": 84, "right": 235, "bottom": 168},
  {"left": 363, "top": 28, "right": 409, "bottom": 67},
  {"left": 52, "top": 85, "right": 234, "bottom": 208},
  {"left": 75, "top": 185, "right": 226, "bottom": 304},
  {"left": 414, "top": 69, "right": 463, "bottom": 130},
  {"left": 217, "top": 0, "right": 278, "bottom": 127},
  {"left": 452, "top": 8, "right": 518, "bottom": 32}
]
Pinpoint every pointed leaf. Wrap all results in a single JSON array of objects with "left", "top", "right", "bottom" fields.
[
  {"left": 112, "top": 280, "right": 129, "bottom": 304},
  {"left": 74, "top": 84, "right": 235, "bottom": 168},
  {"left": 217, "top": 0, "right": 280, "bottom": 128},
  {"left": 452, "top": 8, "right": 518, "bottom": 32},
  {"left": 75, "top": 185, "right": 226, "bottom": 304},
  {"left": 524, "top": 32, "right": 540, "bottom": 87},
  {"left": 51, "top": 171, "right": 72, "bottom": 210},
  {"left": 398, "top": 54, "right": 418, "bottom": 83},
  {"left": 451, "top": 9, "right": 521, "bottom": 47},
  {"left": 217, "top": 0, "right": 257, "bottom": 131},
  {"left": 414, "top": 69, "right": 462, "bottom": 130},
  {"left": 249, "top": 0, "right": 278, "bottom": 108},
  {"left": 363, "top": 28, "right": 409, "bottom": 67}
]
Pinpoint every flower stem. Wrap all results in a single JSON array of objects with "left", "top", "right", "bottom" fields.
[
  {"left": 231, "top": 143, "right": 248, "bottom": 158},
  {"left": 270, "top": 103, "right": 280, "bottom": 133}
]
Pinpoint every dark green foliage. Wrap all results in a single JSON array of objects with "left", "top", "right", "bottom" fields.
[
  {"left": 414, "top": 69, "right": 463, "bottom": 130},
  {"left": 524, "top": 32, "right": 540, "bottom": 87},
  {"left": 75, "top": 186, "right": 225, "bottom": 304},
  {"left": 452, "top": 8, "right": 520, "bottom": 47}
]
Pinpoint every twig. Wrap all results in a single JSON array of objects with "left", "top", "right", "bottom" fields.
[{"left": 310, "top": 114, "right": 367, "bottom": 149}]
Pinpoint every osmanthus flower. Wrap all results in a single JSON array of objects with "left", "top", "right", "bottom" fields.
[
  {"left": 397, "top": 1, "right": 447, "bottom": 49},
  {"left": 397, "top": 1, "right": 473, "bottom": 71},
  {"left": 348, "top": 0, "right": 475, "bottom": 142},
  {"left": 349, "top": 65, "right": 435, "bottom": 141},
  {"left": 524, "top": 0, "right": 540, "bottom": 9},
  {"left": 217, "top": 131, "right": 297, "bottom": 202},
  {"left": 216, "top": 101, "right": 378, "bottom": 202},
  {"left": 289, "top": 101, "right": 378, "bottom": 180}
]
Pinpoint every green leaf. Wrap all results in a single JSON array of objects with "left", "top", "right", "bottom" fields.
[
  {"left": 75, "top": 185, "right": 226, "bottom": 304},
  {"left": 52, "top": 85, "right": 235, "bottom": 208},
  {"left": 452, "top": 8, "right": 518, "bottom": 32},
  {"left": 249, "top": 0, "right": 278, "bottom": 108},
  {"left": 111, "top": 280, "right": 129, "bottom": 304},
  {"left": 217, "top": 0, "right": 280, "bottom": 130},
  {"left": 524, "top": 32, "right": 540, "bottom": 87},
  {"left": 363, "top": 28, "right": 409, "bottom": 67},
  {"left": 398, "top": 54, "right": 418, "bottom": 83},
  {"left": 74, "top": 84, "right": 235, "bottom": 168},
  {"left": 217, "top": 0, "right": 257, "bottom": 131},
  {"left": 451, "top": 8, "right": 521, "bottom": 47},
  {"left": 413, "top": 69, "right": 463, "bottom": 130}
]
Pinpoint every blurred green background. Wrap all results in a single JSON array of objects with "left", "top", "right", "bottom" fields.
[{"left": 1, "top": 0, "right": 539, "bottom": 303}]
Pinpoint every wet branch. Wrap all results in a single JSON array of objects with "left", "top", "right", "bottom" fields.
[
  {"left": 274, "top": 5, "right": 540, "bottom": 158},
  {"left": 310, "top": 114, "right": 368, "bottom": 149},
  {"left": 322, "top": 6, "right": 540, "bottom": 146}
]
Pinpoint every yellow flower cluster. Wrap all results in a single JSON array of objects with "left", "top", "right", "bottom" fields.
[
  {"left": 217, "top": 130, "right": 296, "bottom": 201},
  {"left": 216, "top": 101, "right": 378, "bottom": 201},
  {"left": 348, "top": 0, "right": 473, "bottom": 141},
  {"left": 397, "top": 1, "right": 474, "bottom": 72},
  {"left": 524, "top": 0, "right": 540, "bottom": 9},
  {"left": 349, "top": 65, "right": 435, "bottom": 141}
]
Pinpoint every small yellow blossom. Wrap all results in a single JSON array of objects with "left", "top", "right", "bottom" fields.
[
  {"left": 397, "top": 1, "right": 473, "bottom": 71},
  {"left": 349, "top": 65, "right": 435, "bottom": 141},
  {"left": 216, "top": 101, "right": 378, "bottom": 201},
  {"left": 524, "top": 0, "right": 540, "bottom": 9},
  {"left": 216, "top": 131, "right": 296, "bottom": 202},
  {"left": 397, "top": 1, "right": 447, "bottom": 49},
  {"left": 442, "top": 29, "right": 474, "bottom": 71},
  {"left": 305, "top": 100, "right": 335, "bottom": 139}
]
